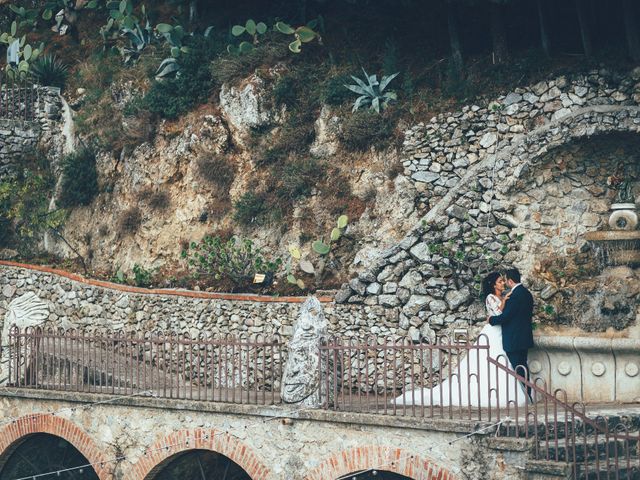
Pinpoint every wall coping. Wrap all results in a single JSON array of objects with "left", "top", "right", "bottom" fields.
[
  {"left": 0, "top": 261, "right": 333, "bottom": 304},
  {"left": 0, "top": 388, "right": 487, "bottom": 434},
  {"left": 534, "top": 334, "right": 640, "bottom": 350}
]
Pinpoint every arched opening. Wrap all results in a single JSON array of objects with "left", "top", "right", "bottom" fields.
[
  {"left": 147, "top": 449, "right": 252, "bottom": 480},
  {"left": 0, "top": 433, "right": 99, "bottom": 480},
  {"left": 304, "top": 446, "right": 457, "bottom": 480},
  {"left": 338, "top": 471, "right": 413, "bottom": 480}
]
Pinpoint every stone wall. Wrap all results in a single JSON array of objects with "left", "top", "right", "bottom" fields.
[
  {"left": 0, "top": 86, "right": 62, "bottom": 178},
  {"left": 337, "top": 68, "right": 640, "bottom": 336},
  {"left": 0, "top": 390, "right": 526, "bottom": 480},
  {"left": 0, "top": 263, "right": 401, "bottom": 340}
]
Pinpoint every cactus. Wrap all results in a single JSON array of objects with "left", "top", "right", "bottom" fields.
[
  {"left": 286, "top": 215, "right": 349, "bottom": 290},
  {"left": 1, "top": 22, "right": 44, "bottom": 75},
  {"left": 275, "top": 19, "right": 323, "bottom": 53},
  {"left": 153, "top": 23, "right": 212, "bottom": 80},
  {"left": 10, "top": 5, "right": 39, "bottom": 29},
  {"left": 227, "top": 19, "right": 267, "bottom": 55}
]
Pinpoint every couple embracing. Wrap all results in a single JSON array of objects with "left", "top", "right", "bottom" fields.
[{"left": 395, "top": 268, "right": 534, "bottom": 408}]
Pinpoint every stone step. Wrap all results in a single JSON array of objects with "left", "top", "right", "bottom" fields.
[
  {"left": 542, "top": 435, "right": 639, "bottom": 464},
  {"left": 525, "top": 459, "right": 572, "bottom": 480},
  {"left": 500, "top": 410, "right": 640, "bottom": 439},
  {"left": 578, "top": 464, "right": 640, "bottom": 480}
]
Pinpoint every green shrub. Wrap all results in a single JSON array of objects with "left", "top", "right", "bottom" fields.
[
  {"left": 143, "top": 41, "right": 215, "bottom": 119},
  {"left": 57, "top": 149, "right": 99, "bottom": 208},
  {"left": 273, "top": 157, "right": 324, "bottom": 203},
  {"left": 320, "top": 74, "right": 354, "bottom": 106},
  {"left": 233, "top": 192, "right": 270, "bottom": 226},
  {"left": 132, "top": 263, "right": 154, "bottom": 287},
  {"left": 196, "top": 155, "right": 236, "bottom": 189},
  {"left": 182, "top": 235, "right": 282, "bottom": 288},
  {"left": 339, "top": 110, "right": 394, "bottom": 151},
  {"left": 31, "top": 54, "right": 69, "bottom": 89},
  {"left": 0, "top": 169, "right": 64, "bottom": 253}
]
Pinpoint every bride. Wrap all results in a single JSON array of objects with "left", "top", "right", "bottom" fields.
[{"left": 394, "top": 272, "right": 527, "bottom": 408}]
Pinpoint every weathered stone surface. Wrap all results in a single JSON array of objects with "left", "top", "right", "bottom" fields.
[
  {"left": 403, "top": 295, "right": 430, "bottom": 316},
  {"left": 398, "top": 271, "right": 423, "bottom": 290},
  {"left": 445, "top": 287, "right": 472, "bottom": 310},
  {"left": 1, "top": 292, "right": 49, "bottom": 384},
  {"left": 281, "top": 297, "right": 327, "bottom": 407},
  {"left": 219, "top": 74, "right": 281, "bottom": 142}
]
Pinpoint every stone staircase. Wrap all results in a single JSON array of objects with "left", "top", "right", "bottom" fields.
[{"left": 493, "top": 407, "right": 640, "bottom": 479}]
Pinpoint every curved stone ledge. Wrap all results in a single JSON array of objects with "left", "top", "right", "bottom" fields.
[
  {"left": 0, "top": 260, "right": 332, "bottom": 304},
  {"left": 530, "top": 335, "right": 640, "bottom": 403}
]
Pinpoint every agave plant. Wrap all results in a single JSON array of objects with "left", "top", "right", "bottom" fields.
[
  {"left": 121, "top": 19, "right": 153, "bottom": 64},
  {"left": 345, "top": 69, "right": 399, "bottom": 113},
  {"left": 31, "top": 54, "right": 68, "bottom": 88}
]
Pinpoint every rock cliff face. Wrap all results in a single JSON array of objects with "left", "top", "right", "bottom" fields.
[
  {"left": 50, "top": 70, "right": 413, "bottom": 280},
  {"left": 6, "top": 68, "right": 639, "bottom": 336}
]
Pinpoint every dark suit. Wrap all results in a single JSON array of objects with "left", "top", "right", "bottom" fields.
[{"left": 489, "top": 284, "right": 534, "bottom": 397}]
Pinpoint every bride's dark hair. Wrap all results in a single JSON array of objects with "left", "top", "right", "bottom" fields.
[{"left": 481, "top": 272, "right": 501, "bottom": 299}]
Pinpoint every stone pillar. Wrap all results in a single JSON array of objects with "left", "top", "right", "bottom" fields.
[{"left": 280, "top": 296, "right": 329, "bottom": 408}]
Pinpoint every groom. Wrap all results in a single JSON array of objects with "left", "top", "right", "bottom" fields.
[{"left": 487, "top": 268, "right": 534, "bottom": 399}]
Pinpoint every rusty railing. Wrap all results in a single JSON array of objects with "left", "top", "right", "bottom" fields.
[
  {"left": 488, "top": 357, "right": 640, "bottom": 480},
  {"left": 7, "top": 326, "right": 285, "bottom": 405},
  {"left": 0, "top": 72, "right": 39, "bottom": 122},
  {"left": 6, "top": 327, "right": 639, "bottom": 479}
]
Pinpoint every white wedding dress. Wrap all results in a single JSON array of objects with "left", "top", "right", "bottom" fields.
[{"left": 394, "top": 294, "right": 527, "bottom": 408}]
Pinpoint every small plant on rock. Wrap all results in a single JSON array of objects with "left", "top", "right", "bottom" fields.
[
  {"left": 228, "top": 19, "right": 267, "bottom": 54},
  {"left": 287, "top": 215, "right": 348, "bottom": 289},
  {"left": 31, "top": 54, "right": 69, "bottom": 88},
  {"left": 233, "top": 192, "right": 270, "bottom": 226},
  {"left": 118, "top": 206, "right": 142, "bottom": 235},
  {"left": 345, "top": 68, "right": 399, "bottom": 113},
  {"left": 182, "top": 236, "right": 282, "bottom": 289},
  {"left": 274, "top": 19, "right": 323, "bottom": 53}
]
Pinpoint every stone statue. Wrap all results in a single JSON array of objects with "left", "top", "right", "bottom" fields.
[
  {"left": 281, "top": 296, "right": 328, "bottom": 407},
  {"left": 0, "top": 292, "right": 50, "bottom": 385}
]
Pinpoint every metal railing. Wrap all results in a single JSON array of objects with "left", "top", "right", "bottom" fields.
[
  {"left": 317, "top": 334, "right": 505, "bottom": 420},
  {"left": 489, "top": 358, "right": 640, "bottom": 480},
  {"left": 0, "top": 72, "right": 39, "bottom": 122},
  {"left": 6, "top": 327, "right": 639, "bottom": 479},
  {"left": 7, "top": 326, "right": 285, "bottom": 405}
]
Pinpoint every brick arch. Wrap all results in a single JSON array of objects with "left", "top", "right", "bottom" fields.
[
  {"left": 0, "top": 413, "right": 112, "bottom": 480},
  {"left": 129, "top": 428, "right": 271, "bottom": 480},
  {"left": 303, "top": 445, "right": 458, "bottom": 480}
]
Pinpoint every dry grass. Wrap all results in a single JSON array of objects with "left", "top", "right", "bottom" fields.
[
  {"left": 117, "top": 207, "right": 142, "bottom": 235},
  {"left": 196, "top": 154, "right": 236, "bottom": 190}
]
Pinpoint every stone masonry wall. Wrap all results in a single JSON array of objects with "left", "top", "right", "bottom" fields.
[
  {"left": 0, "top": 391, "right": 525, "bottom": 480},
  {"left": 0, "top": 86, "right": 62, "bottom": 178},
  {"left": 337, "top": 68, "right": 640, "bottom": 337},
  {"left": 0, "top": 263, "right": 399, "bottom": 339}
]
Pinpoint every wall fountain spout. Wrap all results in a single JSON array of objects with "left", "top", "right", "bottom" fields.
[{"left": 584, "top": 170, "right": 638, "bottom": 268}]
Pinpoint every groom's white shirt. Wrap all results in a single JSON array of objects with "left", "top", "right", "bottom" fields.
[{"left": 510, "top": 283, "right": 522, "bottom": 293}]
